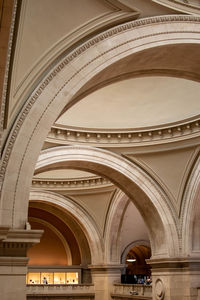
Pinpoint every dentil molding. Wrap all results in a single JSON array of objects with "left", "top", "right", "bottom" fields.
[
  {"left": 153, "top": 0, "right": 200, "bottom": 14},
  {"left": 32, "top": 176, "right": 113, "bottom": 190},
  {"left": 47, "top": 119, "right": 200, "bottom": 147}
]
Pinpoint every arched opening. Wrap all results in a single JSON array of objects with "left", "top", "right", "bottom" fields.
[
  {"left": 33, "top": 145, "right": 178, "bottom": 259},
  {"left": 27, "top": 218, "right": 70, "bottom": 266},
  {"left": 122, "top": 245, "right": 151, "bottom": 284},
  {"left": 26, "top": 202, "right": 85, "bottom": 285}
]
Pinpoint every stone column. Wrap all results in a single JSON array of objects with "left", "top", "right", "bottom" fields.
[
  {"left": 147, "top": 257, "right": 200, "bottom": 300},
  {"left": 0, "top": 228, "right": 43, "bottom": 300},
  {"left": 89, "top": 264, "right": 124, "bottom": 300}
]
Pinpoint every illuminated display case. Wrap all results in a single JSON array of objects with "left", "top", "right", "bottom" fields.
[{"left": 27, "top": 267, "right": 80, "bottom": 285}]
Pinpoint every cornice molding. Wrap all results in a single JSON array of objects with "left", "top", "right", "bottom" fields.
[
  {"left": 48, "top": 119, "right": 200, "bottom": 147},
  {"left": 153, "top": 0, "right": 200, "bottom": 14},
  {"left": 32, "top": 176, "right": 113, "bottom": 190}
]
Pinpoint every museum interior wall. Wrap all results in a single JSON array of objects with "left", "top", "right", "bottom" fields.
[{"left": 1, "top": 1, "right": 200, "bottom": 300}]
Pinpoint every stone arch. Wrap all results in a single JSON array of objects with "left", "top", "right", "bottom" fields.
[
  {"left": 28, "top": 216, "right": 73, "bottom": 265},
  {"left": 181, "top": 154, "right": 200, "bottom": 257},
  {"left": 121, "top": 240, "right": 151, "bottom": 266},
  {"left": 1, "top": 15, "right": 199, "bottom": 252},
  {"left": 29, "top": 190, "right": 103, "bottom": 264},
  {"left": 103, "top": 190, "right": 130, "bottom": 263},
  {"left": 103, "top": 190, "right": 151, "bottom": 264},
  {"left": 34, "top": 145, "right": 179, "bottom": 258}
]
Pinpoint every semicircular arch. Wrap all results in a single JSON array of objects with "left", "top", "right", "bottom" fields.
[
  {"left": 121, "top": 240, "right": 151, "bottom": 266},
  {"left": 28, "top": 216, "right": 72, "bottom": 265},
  {"left": 29, "top": 190, "right": 104, "bottom": 264},
  {"left": 34, "top": 145, "right": 179, "bottom": 258}
]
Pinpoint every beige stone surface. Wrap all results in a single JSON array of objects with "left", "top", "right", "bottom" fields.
[
  {"left": 68, "top": 190, "right": 115, "bottom": 235},
  {"left": 57, "top": 76, "right": 200, "bottom": 129},
  {"left": 1, "top": 1, "right": 200, "bottom": 299},
  {"left": 126, "top": 146, "right": 198, "bottom": 213}
]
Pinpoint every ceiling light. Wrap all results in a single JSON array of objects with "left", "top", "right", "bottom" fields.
[{"left": 126, "top": 258, "right": 136, "bottom": 262}]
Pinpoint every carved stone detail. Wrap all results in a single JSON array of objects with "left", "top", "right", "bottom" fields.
[
  {"left": 47, "top": 119, "right": 200, "bottom": 146},
  {"left": 0, "top": 229, "right": 43, "bottom": 258},
  {"left": 0, "top": 0, "right": 18, "bottom": 149},
  {"left": 32, "top": 176, "right": 112, "bottom": 190},
  {"left": 154, "top": 0, "right": 200, "bottom": 12},
  {"left": 155, "top": 278, "right": 165, "bottom": 300}
]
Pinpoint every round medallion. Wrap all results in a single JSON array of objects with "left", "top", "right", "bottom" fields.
[{"left": 155, "top": 278, "right": 165, "bottom": 300}]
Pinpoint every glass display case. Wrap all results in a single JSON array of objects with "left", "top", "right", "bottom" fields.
[
  {"left": 27, "top": 272, "right": 40, "bottom": 285},
  {"left": 26, "top": 270, "right": 79, "bottom": 284}
]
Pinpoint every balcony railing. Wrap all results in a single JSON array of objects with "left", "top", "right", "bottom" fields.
[
  {"left": 27, "top": 284, "right": 95, "bottom": 297},
  {"left": 111, "top": 284, "right": 152, "bottom": 299}
]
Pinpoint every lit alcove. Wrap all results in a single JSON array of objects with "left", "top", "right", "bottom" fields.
[
  {"left": 122, "top": 245, "right": 151, "bottom": 284},
  {"left": 26, "top": 205, "right": 83, "bottom": 285}
]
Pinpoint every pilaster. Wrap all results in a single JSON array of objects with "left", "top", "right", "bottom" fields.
[
  {"left": 89, "top": 264, "right": 125, "bottom": 300},
  {"left": 0, "top": 228, "right": 43, "bottom": 300},
  {"left": 147, "top": 257, "right": 200, "bottom": 300}
]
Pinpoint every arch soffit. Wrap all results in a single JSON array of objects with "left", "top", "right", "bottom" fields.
[
  {"left": 1, "top": 15, "right": 199, "bottom": 240},
  {"left": 35, "top": 145, "right": 179, "bottom": 258},
  {"left": 29, "top": 216, "right": 72, "bottom": 265},
  {"left": 29, "top": 190, "right": 103, "bottom": 264},
  {"left": 181, "top": 153, "right": 200, "bottom": 256},
  {"left": 103, "top": 190, "right": 130, "bottom": 263},
  {"left": 121, "top": 240, "right": 151, "bottom": 265}
]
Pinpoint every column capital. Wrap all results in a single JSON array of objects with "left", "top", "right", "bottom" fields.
[
  {"left": 0, "top": 228, "right": 43, "bottom": 258},
  {"left": 147, "top": 257, "right": 200, "bottom": 271}
]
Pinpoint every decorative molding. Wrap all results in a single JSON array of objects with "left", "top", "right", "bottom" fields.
[
  {"left": 2, "top": 15, "right": 200, "bottom": 181},
  {"left": 180, "top": 152, "right": 200, "bottom": 255},
  {"left": 153, "top": 0, "right": 200, "bottom": 14},
  {"left": 1, "top": 15, "right": 200, "bottom": 227},
  {"left": 32, "top": 176, "right": 113, "bottom": 190},
  {"left": 0, "top": 226, "right": 9, "bottom": 241},
  {"left": 47, "top": 119, "right": 200, "bottom": 146},
  {"left": 29, "top": 190, "right": 104, "bottom": 264},
  {"left": 34, "top": 145, "right": 180, "bottom": 257},
  {"left": 26, "top": 283, "right": 95, "bottom": 295},
  {"left": 155, "top": 278, "right": 165, "bottom": 300},
  {"left": 0, "top": 229, "right": 43, "bottom": 259},
  {"left": 0, "top": 0, "right": 18, "bottom": 149}
]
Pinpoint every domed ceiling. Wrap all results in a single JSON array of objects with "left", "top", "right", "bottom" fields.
[{"left": 56, "top": 76, "right": 200, "bottom": 130}]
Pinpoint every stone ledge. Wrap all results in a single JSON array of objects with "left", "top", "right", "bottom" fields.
[
  {"left": 111, "top": 294, "right": 151, "bottom": 299},
  {"left": 147, "top": 257, "right": 200, "bottom": 269},
  {"left": 27, "top": 294, "right": 95, "bottom": 299}
]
